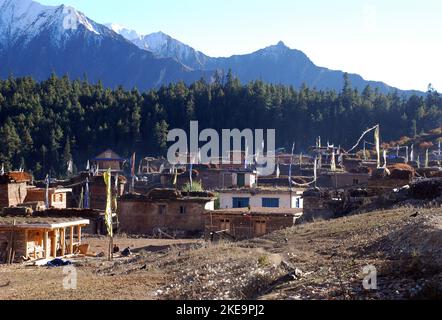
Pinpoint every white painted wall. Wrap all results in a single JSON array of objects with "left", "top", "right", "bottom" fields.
[
  {"left": 232, "top": 172, "right": 257, "bottom": 188},
  {"left": 204, "top": 200, "right": 215, "bottom": 211},
  {"left": 219, "top": 191, "right": 303, "bottom": 209}
]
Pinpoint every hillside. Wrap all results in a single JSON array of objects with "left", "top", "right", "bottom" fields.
[{"left": 1, "top": 206, "right": 440, "bottom": 300}]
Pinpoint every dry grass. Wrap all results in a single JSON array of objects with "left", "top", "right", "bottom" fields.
[{"left": 0, "top": 207, "right": 441, "bottom": 300}]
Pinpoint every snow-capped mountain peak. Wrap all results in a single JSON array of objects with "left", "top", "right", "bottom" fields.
[
  {"left": 62, "top": 5, "right": 101, "bottom": 35},
  {"left": 105, "top": 23, "right": 140, "bottom": 41},
  {"left": 106, "top": 24, "right": 210, "bottom": 70},
  {"left": 0, "top": 0, "right": 103, "bottom": 49}
]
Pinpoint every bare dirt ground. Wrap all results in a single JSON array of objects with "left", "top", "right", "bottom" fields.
[{"left": 0, "top": 206, "right": 441, "bottom": 300}]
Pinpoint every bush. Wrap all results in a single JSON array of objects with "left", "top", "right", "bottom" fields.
[{"left": 182, "top": 181, "right": 203, "bottom": 192}]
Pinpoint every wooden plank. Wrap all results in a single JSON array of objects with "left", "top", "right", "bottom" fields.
[
  {"left": 43, "top": 231, "right": 49, "bottom": 259},
  {"left": 6, "top": 219, "right": 16, "bottom": 264},
  {"left": 77, "top": 226, "right": 82, "bottom": 245},
  {"left": 60, "top": 228, "right": 65, "bottom": 256},
  {"left": 50, "top": 231, "right": 57, "bottom": 257},
  {"left": 69, "top": 226, "right": 74, "bottom": 254},
  {"left": 0, "top": 219, "right": 91, "bottom": 230}
]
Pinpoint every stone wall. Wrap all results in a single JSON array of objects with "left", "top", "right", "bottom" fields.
[
  {"left": 301, "top": 196, "right": 335, "bottom": 222},
  {"left": 0, "top": 229, "right": 27, "bottom": 263},
  {"left": 317, "top": 173, "right": 370, "bottom": 189},
  {"left": 0, "top": 183, "right": 27, "bottom": 210},
  {"left": 118, "top": 199, "right": 210, "bottom": 235}
]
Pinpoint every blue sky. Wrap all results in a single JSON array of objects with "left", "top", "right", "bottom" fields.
[{"left": 39, "top": 0, "right": 442, "bottom": 91}]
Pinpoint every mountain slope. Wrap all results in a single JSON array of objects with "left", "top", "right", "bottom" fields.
[
  {"left": 0, "top": 0, "right": 206, "bottom": 89},
  {"left": 109, "top": 24, "right": 420, "bottom": 94},
  {"left": 106, "top": 24, "right": 210, "bottom": 70},
  {"left": 205, "top": 41, "right": 398, "bottom": 93}
]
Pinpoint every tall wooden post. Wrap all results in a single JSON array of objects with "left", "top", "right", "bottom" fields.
[
  {"left": 69, "top": 226, "right": 74, "bottom": 254},
  {"left": 43, "top": 231, "right": 49, "bottom": 259},
  {"left": 77, "top": 226, "right": 82, "bottom": 245},
  {"left": 50, "top": 231, "right": 57, "bottom": 258},
  {"left": 109, "top": 235, "right": 114, "bottom": 261},
  {"left": 7, "top": 219, "right": 17, "bottom": 264},
  {"left": 60, "top": 228, "right": 66, "bottom": 256}
]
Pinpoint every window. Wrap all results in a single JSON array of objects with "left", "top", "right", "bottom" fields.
[
  {"left": 180, "top": 206, "right": 187, "bottom": 214},
  {"left": 232, "top": 197, "right": 250, "bottom": 208},
  {"left": 353, "top": 179, "right": 359, "bottom": 185},
  {"left": 262, "top": 198, "right": 280, "bottom": 208},
  {"left": 158, "top": 205, "right": 167, "bottom": 215},
  {"left": 255, "top": 221, "right": 266, "bottom": 236},
  {"left": 296, "top": 198, "right": 301, "bottom": 208},
  {"left": 52, "top": 194, "right": 63, "bottom": 203},
  {"left": 237, "top": 174, "right": 245, "bottom": 187}
]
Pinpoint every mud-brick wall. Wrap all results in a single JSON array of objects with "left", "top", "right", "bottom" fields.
[
  {"left": 301, "top": 196, "right": 335, "bottom": 222},
  {"left": 205, "top": 214, "right": 295, "bottom": 240},
  {"left": 0, "top": 230, "right": 27, "bottom": 263},
  {"left": 0, "top": 183, "right": 27, "bottom": 210},
  {"left": 0, "top": 184, "right": 8, "bottom": 210},
  {"left": 368, "top": 179, "right": 410, "bottom": 195},
  {"left": 118, "top": 200, "right": 208, "bottom": 235}
]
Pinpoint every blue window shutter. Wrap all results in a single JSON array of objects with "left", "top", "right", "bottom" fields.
[
  {"left": 262, "top": 198, "right": 279, "bottom": 208},
  {"left": 233, "top": 197, "right": 250, "bottom": 208}
]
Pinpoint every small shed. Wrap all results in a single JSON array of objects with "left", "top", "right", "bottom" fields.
[
  {"left": 92, "top": 149, "right": 126, "bottom": 173},
  {"left": 0, "top": 217, "right": 89, "bottom": 263},
  {"left": 205, "top": 207, "right": 302, "bottom": 241},
  {"left": 25, "top": 187, "right": 72, "bottom": 209},
  {"left": 0, "top": 172, "right": 32, "bottom": 210}
]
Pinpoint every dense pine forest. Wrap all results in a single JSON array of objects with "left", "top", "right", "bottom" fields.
[{"left": 0, "top": 72, "right": 441, "bottom": 179}]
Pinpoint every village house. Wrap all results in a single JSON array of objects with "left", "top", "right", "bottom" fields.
[
  {"left": 0, "top": 216, "right": 89, "bottom": 263},
  {"left": 118, "top": 189, "right": 216, "bottom": 236},
  {"left": 25, "top": 187, "right": 72, "bottom": 209},
  {"left": 316, "top": 172, "right": 370, "bottom": 189},
  {"left": 368, "top": 164, "right": 415, "bottom": 195},
  {"left": 0, "top": 172, "right": 32, "bottom": 211},
  {"left": 91, "top": 149, "right": 126, "bottom": 173},
  {"left": 300, "top": 188, "right": 340, "bottom": 222},
  {"left": 160, "top": 167, "right": 257, "bottom": 191},
  {"left": 218, "top": 188, "right": 304, "bottom": 210},
  {"left": 64, "top": 172, "right": 126, "bottom": 210},
  {"left": 204, "top": 207, "right": 303, "bottom": 240}
]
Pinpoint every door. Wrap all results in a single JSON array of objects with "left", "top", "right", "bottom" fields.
[
  {"left": 255, "top": 221, "right": 267, "bottom": 236},
  {"left": 237, "top": 174, "right": 245, "bottom": 187},
  {"left": 220, "top": 219, "right": 231, "bottom": 233}
]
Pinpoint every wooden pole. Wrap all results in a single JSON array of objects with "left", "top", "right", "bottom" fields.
[
  {"left": 61, "top": 228, "right": 66, "bottom": 256},
  {"left": 69, "top": 226, "right": 74, "bottom": 254},
  {"left": 108, "top": 235, "right": 114, "bottom": 261},
  {"left": 7, "top": 219, "right": 16, "bottom": 264},
  {"left": 77, "top": 226, "right": 82, "bottom": 245},
  {"left": 43, "top": 231, "right": 49, "bottom": 259},
  {"left": 50, "top": 231, "right": 57, "bottom": 258}
]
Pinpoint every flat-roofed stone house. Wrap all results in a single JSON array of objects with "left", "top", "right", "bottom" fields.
[
  {"left": 218, "top": 188, "right": 304, "bottom": 210},
  {"left": 0, "top": 172, "right": 32, "bottom": 210},
  {"left": 118, "top": 189, "right": 216, "bottom": 236}
]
